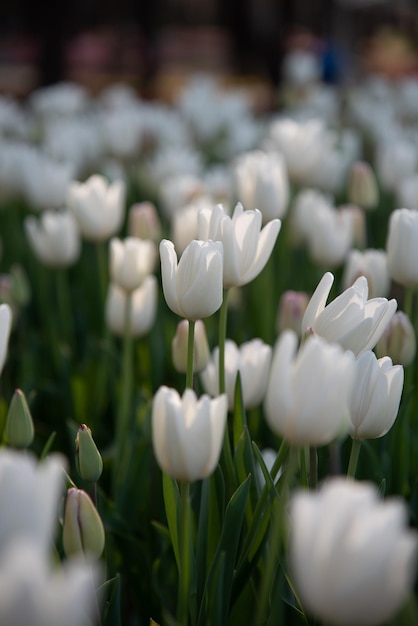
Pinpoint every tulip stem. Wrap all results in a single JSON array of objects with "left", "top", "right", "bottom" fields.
[
  {"left": 309, "top": 446, "right": 318, "bottom": 489},
  {"left": 55, "top": 268, "right": 75, "bottom": 351},
  {"left": 96, "top": 241, "right": 108, "bottom": 320},
  {"left": 113, "top": 293, "right": 133, "bottom": 493},
  {"left": 347, "top": 438, "right": 362, "bottom": 478},
  {"left": 186, "top": 319, "right": 195, "bottom": 390},
  {"left": 178, "top": 481, "right": 192, "bottom": 626},
  {"left": 218, "top": 288, "right": 229, "bottom": 395}
]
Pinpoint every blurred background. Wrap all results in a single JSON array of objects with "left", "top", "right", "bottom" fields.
[{"left": 0, "top": 0, "right": 417, "bottom": 108}]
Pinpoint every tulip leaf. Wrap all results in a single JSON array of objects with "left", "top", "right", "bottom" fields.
[
  {"left": 232, "top": 371, "right": 246, "bottom": 451},
  {"left": 39, "top": 431, "right": 56, "bottom": 461},
  {"left": 101, "top": 574, "right": 122, "bottom": 626},
  {"left": 197, "top": 475, "right": 251, "bottom": 626},
  {"left": 162, "top": 472, "right": 181, "bottom": 572}
]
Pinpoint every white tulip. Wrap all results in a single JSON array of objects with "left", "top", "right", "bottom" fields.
[
  {"left": 105, "top": 275, "right": 157, "bottom": 337},
  {"left": 349, "top": 351, "right": 404, "bottom": 439},
  {"left": 67, "top": 174, "right": 125, "bottom": 241},
  {"left": 289, "top": 478, "right": 418, "bottom": 626},
  {"left": 234, "top": 150, "right": 289, "bottom": 222},
  {"left": 25, "top": 211, "right": 80, "bottom": 268},
  {"left": 375, "top": 311, "right": 416, "bottom": 366},
  {"left": 200, "top": 338, "right": 272, "bottom": 410},
  {"left": 376, "top": 139, "right": 417, "bottom": 192},
  {"left": 302, "top": 272, "right": 397, "bottom": 356},
  {"left": 0, "top": 304, "right": 12, "bottom": 376},
  {"left": 343, "top": 248, "right": 390, "bottom": 298},
  {"left": 264, "top": 331, "right": 355, "bottom": 447},
  {"left": 152, "top": 386, "right": 228, "bottom": 482},
  {"left": 159, "top": 239, "right": 223, "bottom": 320},
  {"left": 198, "top": 203, "right": 280, "bottom": 288},
  {"left": 387, "top": 208, "right": 418, "bottom": 287},
  {"left": 109, "top": 237, "right": 156, "bottom": 293}
]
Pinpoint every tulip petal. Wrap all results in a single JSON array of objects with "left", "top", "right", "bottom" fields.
[
  {"left": 160, "top": 240, "right": 182, "bottom": 317},
  {"left": 302, "top": 272, "right": 334, "bottom": 333}
]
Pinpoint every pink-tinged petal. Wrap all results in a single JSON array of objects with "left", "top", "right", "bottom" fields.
[
  {"left": 241, "top": 217, "right": 281, "bottom": 285},
  {"left": 159, "top": 239, "right": 181, "bottom": 317},
  {"left": 302, "top": 272, "right": 334, "bottom": 333}
]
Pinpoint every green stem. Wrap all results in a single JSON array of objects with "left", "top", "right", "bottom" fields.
[
  {"left": 96, "top": 241, "right": 108, "bottom": 320},
  {"left": 113, "top": 292, "right": 133, "bottom": 492},
  {"left": 55, "top": 268, "right": 75, "bottom": 350},
  {"left": 218, "top": 288, "right": 229, "bottom": 394},
  {"left": 347, "top": 438, "right": 362, "bottom": 479},
  {"left": 309, "top": 446, "right": 318, "bottom": 489},
  {"left": 178, "top": 481, "right": 191, "bottom": 626},
  {"left": 300, "top": 447, "right": 309, "bottom": 488},
  {"left": 185, "top": 319, "right": 195, "bottom": 390}
]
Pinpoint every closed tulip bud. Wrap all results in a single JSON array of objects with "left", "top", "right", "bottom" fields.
[
  {"left": 4, "top": 389, "right": 34, "bottom": 449},
  {"left": 152, "top": 386, "right": 227, "bottom": 482},
  {"left": 289, "top": 478, "right": 418, "bottom": 626},
  {"left": 109, "top": 237, "right": 156, "bottom": 293},
  {"left": 349, "top": 351, "right": 404, "bottom": 439},
  {"left": 343, "top": 248, "right": 390, "bottom": 298},
  {"left": 265, "top": 331, "right": 355, "bottom": 447},
  {"left": 160, "top": 239, "right": 223, "bottom": 320},
  {"left": 63, "top": 488, "right": 105, "bottom": 559},
  {"left": 387, "top": 208, "right": 418, "bottom": 287},
  {"left": 172, "top": 320, "right": 210, "bottom": 374},
  {"left": 200, "top": 339, "right": 272, "bottom": 410},
  {"left": 277, "top": 290, "right": 309, "bottom": 336},
  {"left": 198, "top": 202, "right": 281, "bottom": 288},
  {"left": 348, "top": 160, "right": 378, "bottom": 210},
  {"left": 128, "top": 201, "right": 161, "bottom": 242},
  {"left": 302, "top": 271, "right": 397, "bottom": 356},
  {"left": 375, "top": 311, "right": 416, "bottom": 366},
  {"left": 340, "top": 204, "right": 367, "bottom": 249},
  {"left": 75, "top": 424, "right": 103, "bottom": 483},
  {"left": 67, "top": 174, "right": 125, "bottom": 241}
]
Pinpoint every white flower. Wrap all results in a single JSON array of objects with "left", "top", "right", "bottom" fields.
[
  {"left": 375, "top": 311, "right": 416, "bottom": 366},
  {"left": 264, "top": 331, "right": 355, "bottom": 446},
  {"left": 234, "top": 150, "right": 289, "bottom": 222},
  {"left": 109, "top": 237, "right": 156, "bottom": 292},
  {"left": 0, "top": 449, "right": 65, "bottom": 556},
  {"left": 343, "top": 248, "right": 390, "bottom": 298},
  {"left": 159, "top": 239, "right": 223, "bottom": 320},
  {"left": 0, "top": 304, "right": 12, "bottom": 375},
  {"left": 349, "top": 351, "right": 404, "bottom": 439},
  {"left": 397, "top": 174, "right": 418, "bottom": 211},
  {"left": 386, "top": 208, "right": 418, "bottom": 287},
  {"left": 198, "top": 203, "right": 281, "bottom": 288},
  {"left": 302, "top": 272, "right": 397, "bottom": 356},
  {"left": 105, "top": 275, "right": 157, "bottom": 337},
  {"left": 20, "top": 148, "right": 74, "bottom": 211},
  {"left": 67, "top": 174, "right": 125, "bottom": 241},
  {"left": 289, "top": 478, "right": 418, "bottom": 626},
  {"left": 152, "top": 386, "right": 228, "bottom": 482},
  {"left": 0, "top": 540, "right": 99, "bottom": 626},
  {"left": 376, "top": 139, "right": 417, "bottom": 192},
  {"left": 200, "top": 338, "right": 272, "bottom": 410},
  {"left": 25, "top": 211, "right": 80, "bottom": 268}
]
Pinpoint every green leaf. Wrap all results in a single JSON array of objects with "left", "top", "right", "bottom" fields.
[
  {"left": 102, "top": 574, "right": 122, "bottom": 626},
  {"left": 233, "top": 372, "right": 246, "bottom": 451},
  {"left": 39, "top": 432, "right": 56, "bottom": 460},
  {"left": 162, "top": 472, "right": 181, "bottom": 572}
]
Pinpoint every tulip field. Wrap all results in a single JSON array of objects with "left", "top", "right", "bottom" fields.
[{"left": 0, "top": 65, "right": 417, "bottom": 626}]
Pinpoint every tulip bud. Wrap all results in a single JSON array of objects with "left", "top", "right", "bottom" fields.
[
  {"left": 172, "top": 319, "right": 210, "bottom": 374},
  {"left": 4, "top": 389, "right": 35, "bottom": 449},
  {"left": 75, "top": 424, "right": 103, "bottom": 483},
  {"left": 348, "top": 161, "right": 378, "bottom": 210},
  {"left": 277, "top": 290, "right": 309, "bottom": 336},
  {"left": 375, "top": 311, "right": 416, "bottom": 366},
  {"left": 62, "top": 488, "right": 105, "bottom": 559},
  {"left": 128, "top": 202, "right": 161, "bottom": 242},
  {"left": 339, "top": 204, "right": 367, "bottom": 249}
]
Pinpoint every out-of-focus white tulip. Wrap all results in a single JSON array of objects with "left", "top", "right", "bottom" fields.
[
  {"left": 343, "top": 248, "right": 390, "bottom": 297},
  {"left": 282, "top": 50, "right": 321, "bottom": 86},
  {"left": 105, "top": 275, "right": 157, "bottom": 337},
  {"left": 307, "top": 203, "right": 353, "bottom": 268},
  {"left": 340, "top": 204, "right": 367, "bottom": 249},
  {"left": 171, "top": 198, "right": 213, "bottom": 256},
  {"left": 24, "top": 211, "right": 81, "bottom": 268},
  {"left": 276, "top": 290, "right": 309, "bottom": 336},
  {"left": 200, "top": 338, "right": 272, "bottom": 410},
  {"left": 397, "top": 173, "right": 418, "bottom": 211},
  {"left": 172, "top": 320, "right": 210, "bottom": 374},
  {"left": 0, "top": 449, "right": 64, "bottom": 557},
  {"left": 0, "top": 539, "right": 99, "bottom": 626},
  {"left": 198, "top": 203, "right": 280, "bottom": 288},
  {"left": 349, "top": 350, "right": 404, "bottom": 439},
  {"left": 264, "top": 331, "right": 355, "bottom": 446},
  {"left": 20, "top": 148, "right": 74, "bottom": 211},
  {"left": 376, "top": 139, "right": 418, "bottom": 192},
  {"left": 159, "top": 239, "right": 223, "bottom": 320},
  {"left": 234, "top": 150, "right": 289, "bottom": 222},
  {"left": 348, "top": 161, "right": 379, "bottom": 210},
  {"left": 387, "top": 208, "right": 418, "bottom": 286},
  {"left": 128, "top": 202, "right": 162, "bottom": 242},
  {"left": 29, "top": 82, "right": 88, "bottom": 118},
  {"left": 289, "top": 478, "right": 418, "bottom": 626},
  {"left": 109, "top": 237, "right": 156, "bottom": 293},
  {"left": 152, "top": 386, "right": 228, "bottom": 482},
  {"left": 0, "top": 304, "right": 12, "bottom": 376},
  {"left": 67, "top": 174, "right": 125, "bottom": 241},
  {"left": 302, "top": 272, "right": 397, "bottom": 356},
  {"left": 376, "top": 311, "right": 416, "bottom": 366}
]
